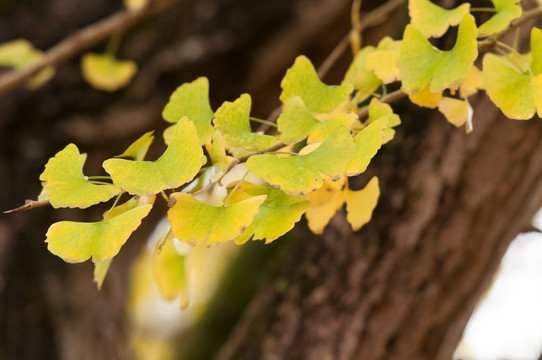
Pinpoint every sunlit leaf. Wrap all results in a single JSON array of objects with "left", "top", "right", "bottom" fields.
[
  {"left": 397, "top": 14, "right": 478, "bottom": 93},
  {"left": 103, "top": 118, "right": 206, "bottom": 196},
  {"left": 277, "top": 97, "right": 320, "bottom": 144},
  {"left": 162, "top": 77, "right": 214, "bottom": 145},
  {"left": 347, "top": 118, "right": 387, "bottom": 176},
  {"left": 93, "top": 259, "right": 112, "bottom": 290},
  {"left": 477, "top": 0, "right": 521, "bottom": 38},
  {"left": 438, "top": 97, "right": 472, "bottom": 129},
  {"left": 366, "top": 98, "right": 400, "bottom": 144},
  {"left": 459, "top": 65, "right": 483, "bottom": 98},
  {"left": 0, "top": 39, "right": 55, "bottom": 88},
  {"left": 409, "top": 0, "right": 470, "bottom": 38},
  {"left": 227, "top": 183, "right": 310, "bottom": 244},
  {"left": 530, "top": 28, "right": 542, "bottom": 75},
  {"left": 124, "top": 0, "right": 148, "bottom": 11},
  {"left": 247, "top": 125, "right": 355, "bottom": 195},
  {"left": 213, "top": 94, "right": 277, "bottom": 150},
  {"left": 81, "top": 53, "right": 137, "bottom": 91},
  {"left": 345, "top": 176, "right": 379, "bottom": 231},
  {"left": 342, "top": 46, "right": 381, "bottom": 103},
  {"left": 365, "top": 37, "right": 402, "bottom": 84},
  {"left": 405, "top": 84, "right": 443, "bottom": 108},
  {"left": 151, "top": 237, "right": 187, "bottom": 301},
  {"left": 117, "top": 131, "right": 154, "bottom": 161},
  {"left": 280, "top": 55, "right": 353, "bottom": 113},
  {"left": 305, "top": 176, "right": 346, "bottom": 234},
  {"left": 45, "top": 204, "right": 152, "bottom": 263},
  {"left": 39, "top": 144, "right": 120, "bottom": 208},
  {"left": 168, "top": 192, "right": 266, "bottom": 245}
]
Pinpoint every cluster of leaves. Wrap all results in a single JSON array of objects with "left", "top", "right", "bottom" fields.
[{"left": 11, "top": 0, "right": 542, "bottom": 300}]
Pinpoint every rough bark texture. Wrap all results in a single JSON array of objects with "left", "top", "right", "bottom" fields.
[{"left": 2, "top": 0, "right": 542, "bottom": 359}]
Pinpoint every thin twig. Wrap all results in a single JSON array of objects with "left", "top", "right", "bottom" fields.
[
  {"left": 0, "top": 0, "right": 181, "bottom": 96},
  {"left": 4, "top": 199, "right": 51, "bottom": 213}
]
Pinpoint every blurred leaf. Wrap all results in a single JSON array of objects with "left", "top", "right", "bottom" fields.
[
  {"left": 81, "top": 53, "right": 137, "bottom": 91},
  {"left": 345, "top": 177, "right": 380, "bottom": 231},
  {"left": 409, "top": 0, "right": 470, "bottom": 38},
  {"left": 0, "top": 39, "right": 54, "bottom": 88},
  {"left": 477, "top": 0, "right": 521, "bottom": 38},
  {"left": 305, "top": 176, "right": 346, "bottom": 234}
]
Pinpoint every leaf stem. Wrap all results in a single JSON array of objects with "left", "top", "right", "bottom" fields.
[
  {"left": 223, "top": 171, "right": 248, "bottom": 207},
  {"left": 249, "top": 117, "right": 278, "bottom": 128},
  {"left": 87, "top": 176, "right": 112, "bottom": 180},
  {"left": 106, "top": 32, "right": 123, "bottom": 57},
  {"left": 103, "top": 192, "right": 123, "bottom": 221},
  {"left": 469, "top": 7, "right": 497, "bottom": 12}
]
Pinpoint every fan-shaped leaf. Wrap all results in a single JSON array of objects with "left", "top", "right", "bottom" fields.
[
  {"left": 247, "top": 125, "right": 355, "bottom": 195},
  {"left": 342, "top": 46, "right": 381, "bottom": 103},
  {"left": 81, "top": 53, "right": 137, "bottom": 91},
  {"left": 0, "top": 39, "right": 55, "bottom": 88},
  {"left": 103, "top": 118, "right": 206, "bottom": 196},
  {"left": 168, "top": 192, "right": 266, "bottom": 245},
  {"left": 438, "top": 97, "right": 472, "bottom": 129},
  {"left": 406, "top": 84, "right": 443, "bottom": 108},
  {"left": 345, "top": 176, "right": 380, "bottom": 231},
  {"left": 397, "top": 14, "right": 478, "bottom": 93},
  {"left": 409, "top": 0, "right": 470, "bottom": 38},
  {"left": 162, "top": 77, "right": 214, "bottom": 144},
  {"left": 117, "top": 131, "right": 154, "bottom": 161},
  {"left": 305, "top": 176, "right": 346, "bottom": 234},
  {"left": 347, "top": 118, "right": 387, "bottom": 176},
  {"left": 477, "top": 0, "right": 521, "bottom": 38},
  {"left": 365, "top": 37, "right": 402, "bottom": 84},
  {"left": 39, "top": 144, "right": 120, "bottom": 208},
  {"left": 45, "top": 204, "right": 152, "bottom": 263},
  {"left": 213, "top": 94, "right": 277, "bottom": 150},
  {"left": 280, "top": 55, "right": 353, "bottom": 113},
  {"left": 366, "top": 98, "right": 400, "bottom": 144},
  {"left": 277, "top": 97, "right": 320, "bottom": 144}
]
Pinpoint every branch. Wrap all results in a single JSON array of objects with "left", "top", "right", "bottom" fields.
[
  {"left": 4, "top": 199, "right": 51, "bottom": 214},
  {"left": 0, "top": 0, "right": 181, "bottom": 97}
]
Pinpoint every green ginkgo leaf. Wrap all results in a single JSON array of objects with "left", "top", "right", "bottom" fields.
[
  {"left": 0, "top": 39, "right": 55, "bottom": 89},
  {"left": 366, "top": 98, "right": 401, "bottom": 144},
  {"left": 39, "top": 144, "right": 120, "bottom": 209},
  {"left": 247, "top": 125, "right": 355, "bottom": 195},
  {"left": 151, "top": 237, "right": 187, "bottom": 301},
  {"left": 397, "top": 14, "right": 478, "bottom": 94},
  {"left": 530, "top": 28, "right": 542, "bottom": 75},
  {"left": 45, "top": 204, "right": 152, "bottom": 263},
  {"left": 81, "top": 53, "right": 137, "bottom": 91},
  {"left": 277, "top": 97, "right": 320, "bottom": 144},
  {"left": 365, "top": 37, "right": 402, "bottom": 84},
  {"left": 342, "top": 46, "right": 381, "bottom": 103},
  {"left": 103, "top": 118, "right": 206, "bottom": 196},
  {"left": 280, "top": 55, "right": 353, "bottom": 114},
  {"left": 477, "top": 0, "right": 521, "bottom": 38},
  {"left": 347, "top": 118, "right": 388, "bottom": 176},
  {"left": 213, "top": 94, "right": 277, "bottom": 150},
  {"left": 481, "top": 53, "right": 542, "bottom": 120},
  {"left": 409, "top": 0, "right": 470, "bottom": 38},
  {"left": 345, "top": 177, "right": 380, "bottom": 231},
  {"left": 227, "top": 183, "right": 310, "bottom": 245},
  {"left": 117, "top": 131, "right": 154, "bottom": 161},
  {"left": 162, "top": 77, "right": 215, "bottom": 144},
  {"left": 167, "top": 192, "right": 267, "bottom": 245}
]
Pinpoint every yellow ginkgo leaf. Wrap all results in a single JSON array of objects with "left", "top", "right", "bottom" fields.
[
  {"left": 438, "top": 97, "right": 472, "bottom": 130},
  {"left": 365, "top": 37, "right": 402, "bottom": 84},
  {"left": 0, "top": 39, "right": 55, "bottom": 88},
  {"left": 405, "top": 84, "right": 443, "bottom": 109},
  {"left": 117, "top": 131, "right": 154, "bottom": 161},
  {"left": 345, "top": 177, "right": 380, "bottom": 231},
  {"left": 366, "top": 98, "right": 401, "bottom": 144},
  {"left": 459, "top": 65, "right": 483, "bottom": 99},
  {"left": 151, "top": 237, "right": 187, "bottom": 301},
  {"left": 342, "top": 46, "right": 381, "bottom": 103},
  {"left": 247, "top": 125, "right": 355, "bottom": 195},
  {"left": 167, "top": 192, "right": 267, "bottom": 245},
  {"left": 477, "top": 0, "right": 522, "bottom": 38},
  {"left": 409, "top": 0, "right": 471, "bottom": 38},
  {"left": 81, "top": 53, "right": 137, "bottom": 91},
  {"left": 305, "top": 176, "right": 346, "bottom": 234},
  {"left": 347, "top": 118, "right": 387, "bottom": 176},
  {"left": 94, "top": 259, "right": 112, "bottom": 290}
]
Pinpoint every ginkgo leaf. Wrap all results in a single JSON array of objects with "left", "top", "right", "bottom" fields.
[
  {"left": 151, "top": 237, "right": 187, "bottom": 301},
  {"left": 117, "top": 131, "right": 154, "bottom": 161},
  {"left": 0, "top": 39, "right": 55, "bottom": 88},
  {"left": 305, "top": 176, "right": 346, "bottom": 234},
  {"left": 477, "top": 0, "right": 521, "bottom": 38},
  {"left": 45, "top": 204, "right": 152, "bottom": 263},
  {"left": 409, "top": 0, "right": 470, "bottom": 38},
  {"left": 94, "top": 259, "right": 112, "bottom": 290},
  {"left": 280, "top": 55, "right": 353, "bottom": 114},
  {"left": 438, "top": 97, "right": 472, "bottom": 129},
  {"left": 162, "top": 77, "right": 214, "bottom": 144},
  {"left": 342, "top": 46, "right": 381, "bottom": 103},
  {"left": 366, "top": 98, "right": 400, "bottom": 144},
  {"left": 347, "top": 118, "right": 387, "bottom": 176},
  {"left": 167, "top": 192, "right": 267, "bottom": 245},
  {"left": 124, "top": 0, "right": 148, "bottom": 10},
  {"left": 39, "top": 144, "right": 120, "bottom": 208},
  {"left": 247, "top": 125, "right": 355, "bottom": 195},
  {"left": 213, "top": 94, "right": 277, "bottom": 150},
  {"left": 397, "top": 14, "right": 478, "bottom": 93},
  {"left": 81, "top": 53, "right": 137, "bottom": 91},
  {"left": 103, "top": 118, "right": 206, "bottom": 196},
  {"left": 365, "top": 37, "right": 402, "bottom": 84},
  {"left": 405, "top": 84, "right": 443, "bottom": 108},
  {"left": 227, "top": 183, "right": 310, "bottom": 245},
  {"left": 345, "top": 176, "right": 380, "bottom": 231},
  {"left": 481, "top": 53, "right": 542, "bottom": 120},
  {"left": 103, "top": 195, "right": 155, "bottom": 219},
  {"left": 530, "top": 28, "right": 542, "bottom": 75},
  {"left": 277, "top": 97, "right": 320, "bottom": 144},
  {"left": 459, "top": 65, "right": 483, "bottom": 98}
]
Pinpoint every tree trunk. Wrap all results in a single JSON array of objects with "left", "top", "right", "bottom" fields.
[{"left": 2, "top": 0, "right": 542, "bottom": 359}]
